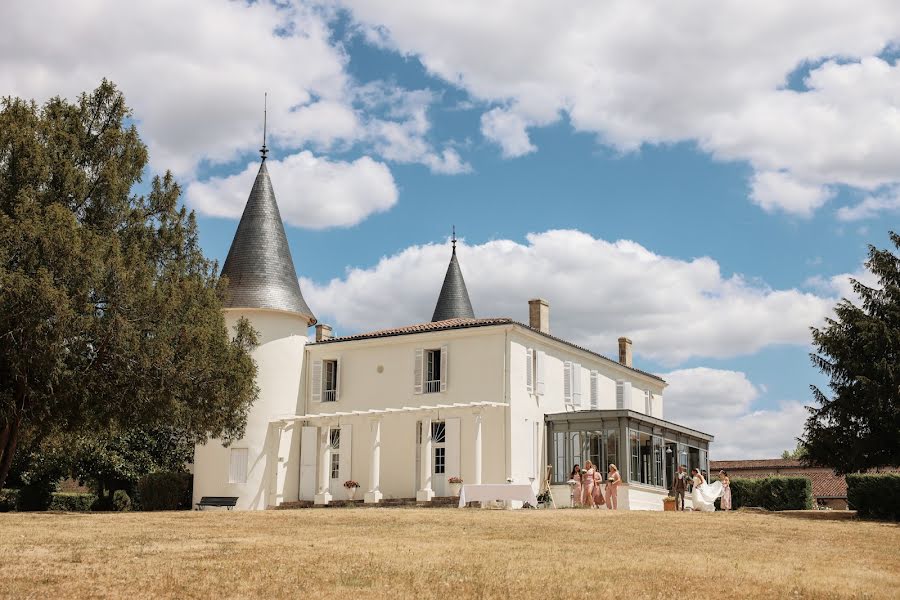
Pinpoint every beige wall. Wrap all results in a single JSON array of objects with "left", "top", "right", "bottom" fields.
[
  {"left": 299, "top": 327, "right": 509, "bottom": 500},
  {"left": 193, "top": 309, "right": 308, "bottom": 510}
]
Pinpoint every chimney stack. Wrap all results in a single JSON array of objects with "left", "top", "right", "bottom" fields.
[
  {"left": 315, "top": 324, "right": 333, "bottom": 342},
  {"left": 528, "top": 298, "right": 550, "bottom": 334},
  {"left": 618, "top": 337, "right": 633, "bottom": 367}
]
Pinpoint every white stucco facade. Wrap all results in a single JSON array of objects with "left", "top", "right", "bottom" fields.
[{"left": 192, "top": 309, "right": 308, "bottom": 510}]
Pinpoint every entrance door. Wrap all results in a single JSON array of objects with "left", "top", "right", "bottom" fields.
[
  {"left": 415, "top": 419, "right": 460, "bottom": 497},
  {"left": 432, "top": 421, "right": 447, "bottom": 496}
]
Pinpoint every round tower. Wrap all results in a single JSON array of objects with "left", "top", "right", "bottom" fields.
[{"left": 193, "top": 147, "right": 315, "bottom": 510}]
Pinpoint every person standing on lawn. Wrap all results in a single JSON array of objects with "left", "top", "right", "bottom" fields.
[
  {"left": 718, "top": 470, "right": 732, "bottom": 511},
  {"left": 671, "top": 464, "right": 689, "bottom": 511},
  {"left": 605, "top": 464, "right": 621, "bottom": 510},
  {"left": 581, "top": 460, "right": 596, "bottom": 508}
]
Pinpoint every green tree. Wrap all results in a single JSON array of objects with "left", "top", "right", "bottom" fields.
[
  {"left": 781, "top": 444, "right": 808, "bottom": 460},
  {"left": 801, "top": 232, "right": 900, "bottom": 475},
  {"left": 0, "top": 81, "right": 259, "bottom": 488}
]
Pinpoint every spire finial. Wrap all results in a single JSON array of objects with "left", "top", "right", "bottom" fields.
[
  {"left": 451, "top": 225, "right": 457, "bottom": 252},
  {"left": 260, "top": 92, "right": 269, "bottom": 161}
]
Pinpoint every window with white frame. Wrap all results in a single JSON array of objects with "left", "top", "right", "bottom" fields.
[
  {"left": 425, "top": 349, "right": 442, "bottom": 393},
  {"left": 432, "top": 421, "right": 446, "bottom": 474},
  {"left": 228, "top": 448, "right": 248, "bottom": 484},
  {"left": 323, "top": 360, "right": 338, "bottom": 402}
]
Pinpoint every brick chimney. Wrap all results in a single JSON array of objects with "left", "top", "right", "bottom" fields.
[
  {"left": 618, "top": 337, "right": 633, "bottom": 367},
  {"left": 528, "top": 298, "right": 550, "bottom": 334},
  {"left": 315, "top": 324, "right": 333, "bottom": 342}
]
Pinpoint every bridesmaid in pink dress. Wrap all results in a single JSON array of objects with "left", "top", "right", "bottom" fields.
[
  {"left": 581, "top": 461, "right": 596, "bottom": 507},
  {"left": 592, "top": 468, "right": 603, "bottom": 507},
  {"left": 605, "top": 464, "right": 621, "bottom": 510},
  {"left": 719, "top": 470, "right": 732, "bottom": 510},
  {"left": 569, "top": 465, "right": 582, "bottom": 506}
]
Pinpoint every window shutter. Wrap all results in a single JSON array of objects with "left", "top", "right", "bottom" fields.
[
  {"left": 440, "top": 345, "right": 448, "bottom": 392},
  {"left": 311, "top": 360, "right": 323, "bottom": 403},
  {"left": 616, "top": 380, "right": 624, "bottom": 409},
  {"left": 645, "top": 389, "right": 651, "bottom": 415},
  {"left": 414, "top": 348, "right": 424, "bottom": 394},
  {"left": 563, "top": 361, "right": 572, "bottom": 405},
  {"left": 590, "top": 371, "right": 599, "bottom": 409},
  {"left": 338, "top": 424, "right": 352, "bottom": 483},
  {"left": 536, "top": 351, "right": 546, "bottom": 395},
  {"left": 572, "top": 363, "right": 583, "bottom": 408},
  {"left": 229, "top": 448, "right": 248, "bottom": 484},
  {"left": 335, "top": 359, "right": 341, "bottom": 402},
  {"left": 526, "top": 348, "right": 534, "bottom": 394}
]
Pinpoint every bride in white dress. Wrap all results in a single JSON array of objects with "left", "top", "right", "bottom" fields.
[{"left": 690, "top": 468, "right": 723, "bottom": 512}]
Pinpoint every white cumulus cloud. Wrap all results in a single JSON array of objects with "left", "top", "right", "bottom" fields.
[
  {"left": 339, "top": 1, "right": 900, "bottom": 215},
  {"left": 836, "top": 188, "right": 900, "bottom": 222},
  {"left": 750, "top": 171, "right": 833, "bottom": 217},
  {"left": 185, "top": 151, "right": 398, "bottom": 229},
  {"left": 480, "top": 108, "right": 537, "bottom": 158},
  {"left": 303, "top": 230, "right": 836, "bottom": 364},
  {"left": 662, "top": 368, "right": 807, "bottom": 460}
]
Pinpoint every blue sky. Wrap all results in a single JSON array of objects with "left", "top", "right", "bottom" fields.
[{"left": 5, "top": 1, "right": 898, "bottom": 457}]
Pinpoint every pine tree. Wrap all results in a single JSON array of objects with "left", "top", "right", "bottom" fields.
[
  {"left": 801, "top": 232, "right": 900, "bottom": 474},
  {"left": 0, "top": 82, "right": 259, "bottom": 488}
]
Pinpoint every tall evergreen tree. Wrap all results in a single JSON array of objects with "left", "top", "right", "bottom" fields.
[
  {"left": 801, "top": 232, "right": 900, "bottom": 474},
  {"left": 0, "top": 81, "right": 259, "bottom": 488}
]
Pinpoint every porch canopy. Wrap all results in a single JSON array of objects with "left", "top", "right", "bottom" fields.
[
  {"left": 546, "top": 409, "right": 714, "bottom": 493},
  {"left": 271, "top": 401, "right": 508, "bottom": 505}
]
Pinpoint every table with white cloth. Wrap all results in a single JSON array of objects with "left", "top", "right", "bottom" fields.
[{"left": 457, "top": 484, "right": 538, "bottom": 508}]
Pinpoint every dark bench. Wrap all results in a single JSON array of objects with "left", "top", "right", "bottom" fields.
[{"left": 196, "top": 496, "right": 238, "bottom": 510}]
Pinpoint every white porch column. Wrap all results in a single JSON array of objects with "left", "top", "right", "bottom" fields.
[
  {"left": 314, "top": 424, "right": 332, "bottom": 505},
  {"left": 474, "top": 412, "right": 483, "bottom": 485},
  {"left": 416, "top": 417, "right": 435, "bottom": 501},
  {"left": 364, "top": 419, "right": 383, "bottom": 504}
]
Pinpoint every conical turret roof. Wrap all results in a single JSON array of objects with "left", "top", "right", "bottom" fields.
[
  {"left": 220, "top": 160, "right": 316, "bottom": 324},
  {"left": 431, "top": 240, "right": 475, "bottom": 322}
]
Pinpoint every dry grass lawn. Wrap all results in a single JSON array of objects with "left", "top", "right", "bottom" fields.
[{"left": 0, "top": 508, "right": 897, "bottom": 599}]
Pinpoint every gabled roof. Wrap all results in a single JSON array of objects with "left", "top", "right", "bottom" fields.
[
  {"left": 311, "top": 317, "right": 666, "bottom": 383},
  {"left": 220, "top": 161, "right": 316, "bottom": 324},
  {"left": 431, "top": 244, "right": 475, "bottom": 322}
]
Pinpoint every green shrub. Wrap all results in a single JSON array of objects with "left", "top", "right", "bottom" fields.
[
  {"left": 49, "top": 492, "right": 96, "bottom": 512},
  {"left": 16, "top": 481, "right": 58, "bottom": 511},
  {"left": 137, "top": 472, "right": 192, "bottom": 511},
  {"left": 729, "top": 478, "right": 762, "bottom": 509},
  {"left": 728, "top": 477, "right": 811, "bottom": 511},
  {"left": 756, "top": 476, "right": 813, "bottom": 511},
  {"left": 113, "top": 489, "right": 132, "bottom": 512},
  {"left": 847, "top": 473, "right": 900, "bottom": 521},
  {"left": 0, "top": 489, "right": 19, "bottom": 512}
]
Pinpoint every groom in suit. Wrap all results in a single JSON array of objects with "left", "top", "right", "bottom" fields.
[{"left": 671, "top": 465, "right": 688, "bottom": 510}]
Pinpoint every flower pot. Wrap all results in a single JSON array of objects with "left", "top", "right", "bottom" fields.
[
  {"left": 663, "top": 498, "right": 676, "bottom": 511},
  {"left": 449, "top": 482, "right": 461, "bottom": 497},
  {"left": 346, "top": 487, "right": 358, "bottom": 501}
]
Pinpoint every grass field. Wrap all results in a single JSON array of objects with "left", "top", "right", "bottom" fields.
[{"left": 0, "top": 508, "right": 897, "bottom": 599}]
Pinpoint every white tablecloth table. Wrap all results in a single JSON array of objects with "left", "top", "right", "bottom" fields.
[{"left": 458, "top": 484, "right": 538, "bottom": 508}]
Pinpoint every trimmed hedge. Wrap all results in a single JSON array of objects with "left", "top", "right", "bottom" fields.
[
  {"left": 49, "top": 492, "right": 97, "bottom": 512},
  {"left": 0, "top": 489, "right": 19, "bottom": 512},
  {"left": 847, "top": 473, "right": 900, "bottom": 521},
  {"left": 113, "top": 489, "right": 133, "bottom": 512},
  {"left": 137, "top": 472, "right": 192, "bottom": 511},
  {"left": 728, "top": 476, "right": 813, "bottom": 511}
]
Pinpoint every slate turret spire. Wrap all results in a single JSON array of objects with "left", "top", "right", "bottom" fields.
[
  {"left": 431, "top": 226, "right": 475, "bottom": 322},
  {"left": 219, "top": 99, "right": 316, "bottom": 325}
]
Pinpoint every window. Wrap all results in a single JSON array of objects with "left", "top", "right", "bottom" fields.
[
  {"left": 616, "top": 381, "right": 631, "bottom": 409},
  {"left": 665, "top": 441, "right": 677, "bottom": 488},
  {"left": 553, "top": 432, "right": 566, "bottom": 483},
  {"left": 644, "top": 390, "right": 652, "bottom": 415},
  {"left": 434, "top": 447, "right": 446, "bottom": 474},
  {"left": 630, "top": 430, "right": 640, "bottom": 483},
  {"left": 589, "top": 371, "right": 599, "bottom": 409},
  {"left": 425, "top": 349, "right": 441, "bottom": 393},
  {"left": 330, "top": 453, "right": 340, "bottom": 479},
  {"left": 329, "top": 428, "right": 341, "bottom": 450},
  {"left": 653, "top": 436, "right": 664, "bottom": 487},
  {"left": 323, "top": 360, "right": 338, "bottom": 402},
  {"left": 604, "top": 429, "right": 618, "bottom": 480},
  {"left": 431, "top": 421, "right": 446, "bottom": 444},
  {"left": 229, "top": 448, "right": 248, "bottom": 484},
  {"left": 629, "top": 429, "right": 656, "bottom": 486},
  {"left": 587, "top": 432, "right": 601, "bottom": 470}
]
